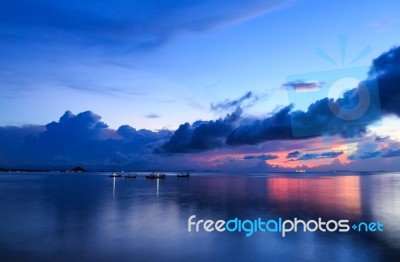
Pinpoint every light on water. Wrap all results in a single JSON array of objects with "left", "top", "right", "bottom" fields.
[
  {"left": 0, "top": 172, "right": 399, "bottom": 261},
  {"left": 157, "top": 178, "right": 159, "bottom": 196},
  {"left": 112, "top": 177, "right": 116, "bottom": 198}
]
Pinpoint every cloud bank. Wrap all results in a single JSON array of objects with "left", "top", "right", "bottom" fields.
[
  {"left": 1, "top": 46, "right": 400, "bottom": 171},
  {"left": 160, "top": 46, "right": 400, "bottom": 152},
  {"left": 156, "top": 107, "right": 242, "bottom": 153},
  {"left": 0, "top": 111, "right": 172, "bottom": 170}
]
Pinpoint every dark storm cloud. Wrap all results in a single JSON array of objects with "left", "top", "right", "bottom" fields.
[
  {"left": 224, "top": 46, "right": 400, "bottom": 148},
  {"left": 226, "top": 105, "right": 297, "bottom": 145},
  {"left": 227, "top": 78, "right": 384, "bottom": 146},
  {"left": 2, "top": 46, "right": 400, "bottom": 169},
  {"left": 156, "top": 107, "right": 242, "bottom": 153},
  {"left": 243, "top": 154, "right": 278, "bottom": 160},
  {"left": 369, "top": 46, "right": 400, "bottom": 117},
  {"left": 163, "top": 86, "right": 372, "bottom": 151},
  {"left": 160, "top": 66, "right": 387, "bottom": 153},
  {"left": 0, "top": 110, "right": 172, "bottom": 169},
  {"left": 0, "top": 125, "right": 44, "bottom": 140},
  {"left": 0, "top": 0, "right": 291, "bottom": 50},
  {"left": 22, "top": 45, "right": 394, "bottom": 160},
  {"left": 228, "top": 48, "right": 400, "bottom": 146},
  {"left": 0, "top": 125, "right": 45, "bottom": 162},
  {"left": 42, "top": 111, "right": 110, "bottom": 141},
  {"left": 116, "top": 124, "right": 171, "bottom": 141}
]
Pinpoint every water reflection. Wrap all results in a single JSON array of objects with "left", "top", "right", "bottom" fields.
[
  {"left": 0, "top": 172, "right": 399, "bottom": 261},
  {"left": 268, "top": 176, "right": 362, "bottom": 218},
  {"left": 361, "top": 174, "right": 400, "bottom": 249},
  {"left": 157, "top": 178, "right": 159, "bottom": 195},
  {"left": 112, "top": 177, "right": 116, "bottom": 198}
]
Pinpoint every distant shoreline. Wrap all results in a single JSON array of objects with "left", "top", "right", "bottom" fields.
[{"left": 0, "top": 168, "right": 396, "bottom": 173}]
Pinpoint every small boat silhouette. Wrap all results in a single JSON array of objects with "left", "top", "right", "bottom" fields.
[
  {"left": 109, "top": 172, "right": 122, "bottom": 178},
  {"left": 145, "top": 172, "right": 166, "bottom": 179},
  {"left": 177, "top": 172, "right": 190, "bottom": 178},
  {"left": 125, "top": 173, "right": 138, "bottom": 178}
]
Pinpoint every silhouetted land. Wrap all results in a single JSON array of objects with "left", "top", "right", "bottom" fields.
[
  {"left": 0, "top": 166, "right": 88, "bottom": 173},
  {"left": 69, "top": 166, "right": 88, "bottom": 172}
]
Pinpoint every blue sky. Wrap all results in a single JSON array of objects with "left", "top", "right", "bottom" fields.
[
  {"left": 1, "top": 0, "right": 400, "bottom": 171},
  {"left": 1, "top": 0, "right": 399, "bottom": 129}
]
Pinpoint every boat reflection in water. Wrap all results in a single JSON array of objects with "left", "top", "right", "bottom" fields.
[
  {"left": 0, "top": 172, "right": 399, "bottom": 261},
  {"left": 145, "top": 172, "right": 166, "bottom": 179}
]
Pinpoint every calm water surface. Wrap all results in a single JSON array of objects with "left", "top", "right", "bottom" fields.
[{"left": 0, "top": 172, "right": 399, "bottom": 261}]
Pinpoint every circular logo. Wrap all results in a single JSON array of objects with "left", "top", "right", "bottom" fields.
[{"left": 328, "top": 77, "right": 370, "bottom": 121}]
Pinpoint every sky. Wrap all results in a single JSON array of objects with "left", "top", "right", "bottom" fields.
[{"left": 1, "top": 0, "right": 400, "bottom": 171}]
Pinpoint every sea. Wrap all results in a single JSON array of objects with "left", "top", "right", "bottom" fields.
[{"left": 0, "top": 172, "right": 399, "bottom": 261}]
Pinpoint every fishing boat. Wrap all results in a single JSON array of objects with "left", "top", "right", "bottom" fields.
[
  {"left": 177, "top": 172, "right": 190, "bottom": 178},
  {"left": 125, "top": 173, "right": 137, "bottom": 178},
  {"left": 145, "top": 172, "right": 166, "bottom": 179},
  {"left": 109, "top": 172, "right": 122, "bottom": 178}
]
